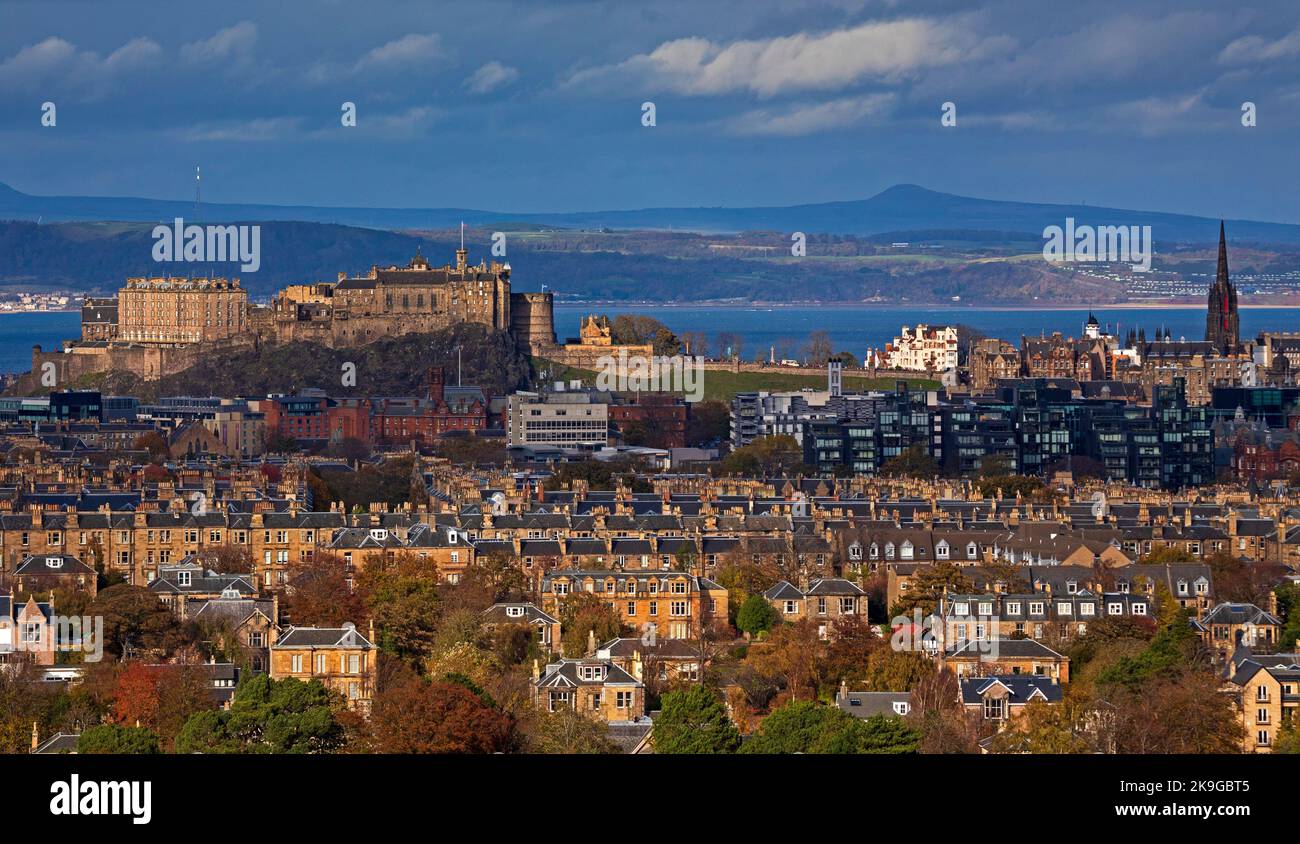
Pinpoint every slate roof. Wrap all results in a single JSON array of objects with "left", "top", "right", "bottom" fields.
[
  {"left": 959, "top": 675, "right": 1063, "bottom": 704},
  {"left": 274, "top": 625, "right": 373, "bottom": 649}
]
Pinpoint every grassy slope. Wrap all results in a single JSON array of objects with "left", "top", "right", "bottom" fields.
[{"left": 532, "top": 359, "right": 939, "bottom": 403}]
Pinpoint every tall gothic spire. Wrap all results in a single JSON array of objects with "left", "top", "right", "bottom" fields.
[{"left": 1206, "top": 220, "right": 1239, "bottom": 355}]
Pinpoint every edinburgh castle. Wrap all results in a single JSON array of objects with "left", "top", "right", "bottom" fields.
[{"left": 31, "top": 245, "right": 625, "bottom": 384}]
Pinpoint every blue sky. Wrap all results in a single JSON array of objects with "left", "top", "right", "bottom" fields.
[{"left": 2, "top": 0, "right": 1300, "bottom": 221}]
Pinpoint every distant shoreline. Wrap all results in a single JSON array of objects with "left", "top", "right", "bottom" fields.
[{"left": 553, "top": 301, "right": 1300, "bottom": 311}]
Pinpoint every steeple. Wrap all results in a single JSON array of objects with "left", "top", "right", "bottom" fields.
[{"left": 1205, "top": 220, "right": 1239, "bottom": 355}]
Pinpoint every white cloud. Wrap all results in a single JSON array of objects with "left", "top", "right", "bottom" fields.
[
  {"left": 181, "top": 21, "right": 258, "bottom": 64},
  {"left": 1219, "top": 26, "right": 1300, "bottom": 65},
  {"left": 465, "top": 61, "right": 519, "bottom": 94},
  {"left": 0, "top": 35, "right": 162, "bottom": 97},
  {"left": 564, "top": 18, "right": 1001, "bottom": 97},
  {"left": 723, "top": 92, "right": 895, "bottom": 136},
  {"left": 353, "top": 33, "right": 442, "bottom": 73},
  {"left": 176, "top": 116, "right": 303, "bottom": 142}
]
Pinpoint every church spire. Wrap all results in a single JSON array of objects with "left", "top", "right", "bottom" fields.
[
  {"left": 1216, "top": 219, "right": 1229, "bottom": 284},
  {"left": 1206, "top": 220, "right": 1239, "bottom": 355}
]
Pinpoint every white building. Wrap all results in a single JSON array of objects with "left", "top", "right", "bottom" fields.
[
  {"left": 883, "top": 324, "right": 959, "bottom": 372},
  {"left": 507, "top": 388, "right": 609, "bottom": 448}
]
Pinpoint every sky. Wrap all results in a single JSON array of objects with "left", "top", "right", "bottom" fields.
[{"left": 2, "top": 0, "right": 1300, "bottom": 221}]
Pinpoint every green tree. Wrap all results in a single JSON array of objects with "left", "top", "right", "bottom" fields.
[
  {"left": 735, "top": 594, "right": 779, "bottom": 637},
  {"left": 653, "top": 686, "right": 741, "bottom": 754},
  {"left": 174, "top": 675, "right": 345, "bottom": 754},
  {"left": 880, "top": 444, "right": 938, "bottom": 479},
  {"left": 740, "top": 700, "right": 918, "bottom": 754},
  {"left": 77, "top": 724, "right": 161, "bottom": 754}
]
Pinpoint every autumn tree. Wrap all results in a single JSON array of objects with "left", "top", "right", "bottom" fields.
[
  {"left": 354, "top": 552, "right": 441, "bottom": 664},
  {"left": 906, "top": 667, "right": 978, "bottom": 754},
  {"left": 746, "top": 619, "right": 823, "bottom": 701},
  {"left": 557, "top": 592, "right": 626, "bottom": 658},
  {"left": 880, "top": 444, "right": 938, "bottom": 479},
  {"left": 90, "top": 584, "right": 191, "bottom": 659},
  {"left": 369, "top": 677, "right": 516, "bottom": 754},
  {"left": 888, "top": 563, "right": 973, "bottom": 618},
  {"left": 863, "top": 647, "right": 933, "bottom": 692},
  {"left": 987, "top": 697, "right": 1093, "bottom": 754},
  {"left": 282, "top": 552, "right": 366, "bottom": 628},
  {"left": 527, "top": 707, "right": 621, "bottom": 754}
]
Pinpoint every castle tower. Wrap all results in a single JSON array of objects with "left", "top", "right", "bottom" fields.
[{"left": 1206, "top": 221, "right": 1239, "bottom": 355}]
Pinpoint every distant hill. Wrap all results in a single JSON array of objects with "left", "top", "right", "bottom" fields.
[{"left": 3, "top": 180, "right": 1299, "bottom": 245}]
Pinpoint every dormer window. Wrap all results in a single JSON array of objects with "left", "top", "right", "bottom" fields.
[
  {"left": 1177, "top": 580, "right": 1189, "bottom": 596},
  {"left": 506, "top": 606, "right": 524, "bottom": 618},
  {"left": 177, "top": 571, "right": 191, "bottom": 587},
  {"left": 370, "top": 528, "right": 387, "bottom": 541},
  {"left": 1066, "top": 580, "right": 1078, "bottom": 594},
  {"left": 849, "top": 543, "right": 862, "bottom": 560},
  {"left": 47, "top": 556, "right": 63, "bottom": 569},
  {"left": 966, "top": 543, "right": 978, "bottom": 559}
]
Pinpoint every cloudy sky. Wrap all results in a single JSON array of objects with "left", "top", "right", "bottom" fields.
[{"left": 3, "top": 0, "right": 1300, "bottom": 221}]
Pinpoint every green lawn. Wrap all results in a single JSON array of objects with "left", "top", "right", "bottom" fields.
[{"left": 531, "top": 358, "right": 938, "bottom": 403}]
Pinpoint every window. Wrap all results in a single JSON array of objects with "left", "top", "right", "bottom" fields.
[
  {"left": 954, "top": 602, "right": 970, "bottom": 616},
  {"left": 627, "top": 602, "right": 637, "bottom": 616},
  {"left": 817, "top": 597, "right": 827, "bottom": 615},
  {"left": 983, "top": 697, "right": 1006, "bottom": 720},
  {"left": 1108, "top": 603, "right": 1123, "bottom": 615},
  {"left": 1080, "top": 603, "right": 1095, "bottom": 617},
  {"left": 841, "top": 597, "right": 856, "bottom": 614},
  {"left": 1131, "top": 603, "right": 1147, "bottom": 616},
  {"left": 291, "top": 655, "right": 303, "bottom": 673},
  {"left": 616, "top": 691, "right": 633, "bottom": 709},
  {"left": 892, "top": 701, "right": 910, "bottom": 716},
  {"left": 177, "top": 571, "right": 191, "bottom": 587},
  {"left": 1057, "top": 603, "right": 1072, "bottom": 616},
  {"left": 1006, "top": 602, "right": 1021, "bottom": 615},
  {"left": 1029, "top": 602, "right": 1044, "bottom": 616},
  {"left": 784, "top": 600, "right": 798, "bottom": 615},
  {"left": 978, "top": 602, "right": 992, "bottom": 616},
  {"left": 670, "top": 601, "right": 688, "bottom": 617},
  {"left": 506, "top": 606, "right": 524, "bottom": 618}
]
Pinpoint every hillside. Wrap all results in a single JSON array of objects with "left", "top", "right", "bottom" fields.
[
  {"left": 4, "top": 180, "right": 1299, "bottom": 245},
  {"left": 5, "top": 324, "right": 530, "bottom": 401}
]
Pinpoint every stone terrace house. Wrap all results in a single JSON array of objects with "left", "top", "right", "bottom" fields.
[
  {"left": 1222, "top": 646, "right": 1300, "bottom": 753},
  {"left": 270, "top": 622, "right": 378, "bottom": 713},
  {"left": 532, "top": 656, "right": 646, "bottom": 723},
  {"left": 540, "top": 570, "right": 728, "bottom": 640},
  {"left": 596, "top": 637, "right": 703, "bottom": 684},
  {"left": 762, "top": 578, "right": 867, "bottom": 638}
]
